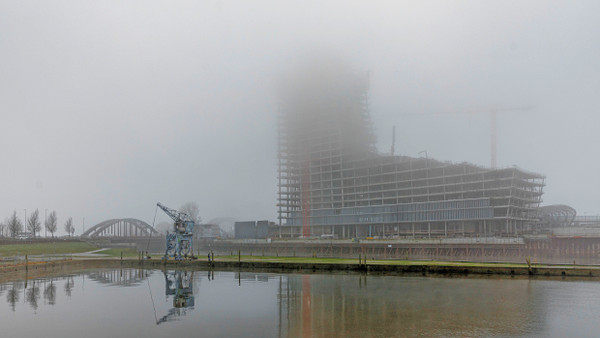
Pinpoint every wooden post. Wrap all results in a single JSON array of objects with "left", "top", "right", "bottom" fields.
[
  {"left": 238, "top": 249, "right": 241, "bottom": 263},
  {"left": 25, "top": 255, "right": 28, "bottom": 271}
]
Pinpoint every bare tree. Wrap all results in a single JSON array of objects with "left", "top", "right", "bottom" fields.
[
  {"left": 27, "top": 209, "right": 42, "bottom": 238},
  {"left": 69, "top": 222, "right": 75, "bottom": 237},
  {"left": 7, "top": 283, "right": 19, "bottom": 312},
  {"left": 179, "top": 202, "right": 202, "bottom": 224},
  {"left": 64, "top": 276, "right": 74, "bottom": 297},
  {"left": 44, "top": 280, "right": 56, "bottom": 305},
  {"left": 7, "top": 211, "right": 22, "bottom": 238},
  {"left": 25, "top": 281, "right": 40, "bottom": 310},
  {"left": 0, "top": 221, "right": 5, "bottom": 237},
  {"left": 64, "top": 217, "right": 74, "bottom": 237},
  {"left": 46, "top": 211, "right": 57, "bottom": 238}
]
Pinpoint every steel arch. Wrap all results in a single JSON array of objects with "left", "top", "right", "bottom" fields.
[{"left": 81, "top": 218, "right": 159, "bottom": 237}]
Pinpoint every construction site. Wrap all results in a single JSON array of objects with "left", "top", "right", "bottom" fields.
[
  {"left": 276, "top": 64, "right": 545, "bottom": 240},
  {"left": 83, "top": 65, "right": 597, "bottom": 265}
]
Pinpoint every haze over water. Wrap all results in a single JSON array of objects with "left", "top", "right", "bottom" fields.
[{"left": 1, "top": 269, "right": 599, "bottom": 337}]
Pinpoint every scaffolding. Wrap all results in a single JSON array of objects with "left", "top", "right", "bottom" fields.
[{"left": 277, "top": 65, "right": 544, "bottom": 238}]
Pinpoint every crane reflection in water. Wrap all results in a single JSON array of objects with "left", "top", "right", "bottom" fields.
[{"left": 155, "top": 270, "right": 195, "bottom": 325}]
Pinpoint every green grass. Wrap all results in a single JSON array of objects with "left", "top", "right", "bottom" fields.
[
  {"left": 94, "top": 248, "right": 139, "bottom": 258},
  {"left": 0, "top": 241, "right": 97, "bottom": 256},
  {"left": 213, "top": 255, "right": 591, "bottom": 269}
]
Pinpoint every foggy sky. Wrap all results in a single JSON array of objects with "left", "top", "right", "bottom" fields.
[{"left": 1, "top": 1, "right": 599, "bottom": 234}]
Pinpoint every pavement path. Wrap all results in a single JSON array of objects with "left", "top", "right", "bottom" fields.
[{"left": 49, "top": 248, "right": 111, "bottom": 258}]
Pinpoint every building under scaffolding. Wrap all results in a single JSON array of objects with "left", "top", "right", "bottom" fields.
[{"left": 277, "top": 63, "right": 545, "bottom": 238}]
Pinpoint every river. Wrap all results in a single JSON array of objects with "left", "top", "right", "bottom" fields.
[{"left": 0, "top": 268, "right": 599, "bottom": 337}]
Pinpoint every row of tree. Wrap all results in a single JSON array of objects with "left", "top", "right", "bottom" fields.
[{"left": 0, "top": 209, "right": 75, "bottom": 238}]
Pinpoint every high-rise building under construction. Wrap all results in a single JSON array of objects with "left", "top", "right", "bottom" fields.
[{"left": 277, "top": 64, "right": 544, "bottom": 238}]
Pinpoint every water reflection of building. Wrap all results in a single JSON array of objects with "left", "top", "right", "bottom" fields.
[{"left": 278, "top": 274, "right": 546, "bottom": 337}]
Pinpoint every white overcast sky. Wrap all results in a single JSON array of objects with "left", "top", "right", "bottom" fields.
[{"left": 1, "top": 1, "right": 599, "bottom": 234}]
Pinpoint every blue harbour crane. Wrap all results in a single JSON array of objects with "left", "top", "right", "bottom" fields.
[{"left": 157, "top": 202, "right": 196, "bottom": 260}]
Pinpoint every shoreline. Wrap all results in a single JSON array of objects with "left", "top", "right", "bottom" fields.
[{"left": 2, "top": 256, "right": 600, "bottom": 281}]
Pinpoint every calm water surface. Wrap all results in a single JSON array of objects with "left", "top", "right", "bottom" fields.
[{"left": 0, "top": 268, "right": 599, "bottom": 337}]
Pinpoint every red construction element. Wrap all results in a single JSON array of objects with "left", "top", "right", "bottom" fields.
[
  {"left": 301, "top": 158, "right": 310, "bottom": 237},
  {"left": 302, "top": 275, "right": 312, "bottom": 337}
]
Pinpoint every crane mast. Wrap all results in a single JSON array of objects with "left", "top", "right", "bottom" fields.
[{"left": 157, "top": 202, "right": 196, "bottom": 260}]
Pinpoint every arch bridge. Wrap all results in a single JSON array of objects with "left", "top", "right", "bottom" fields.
[
  {"left": 81, "top": 218, "right": 159, "bottom": 238},
  {"left": 87, "top": 269, "right": 151, "bottom": 287}
]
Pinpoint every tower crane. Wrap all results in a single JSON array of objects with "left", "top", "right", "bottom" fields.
[
  {"left": 438, "top": 105, "right": 534, "bottom": 168},
  {"left": 157, "top": 202, "right": 195, "bottom": 260}
]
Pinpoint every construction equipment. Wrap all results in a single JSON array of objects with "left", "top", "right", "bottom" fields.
[
  {"left": 438, "top": 105, "right": 534, "bottom": 168},
  {"left": 157, "top": 202, "right": 195, "bottom": 260}
]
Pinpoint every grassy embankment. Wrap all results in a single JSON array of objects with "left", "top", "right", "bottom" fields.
[
  {"left": 0, "top": 241, "right": 97, "bottom": 256},
  {"left": 1, "top": 241, "right": 595, "bottom": 271},
  {"left": 211, "top": 255, "right": 596, "bottom": 269}
]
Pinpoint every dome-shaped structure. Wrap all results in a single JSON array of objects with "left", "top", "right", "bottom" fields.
[{"left": 539, "top": 205, "right": 576, "bottom": 228}]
